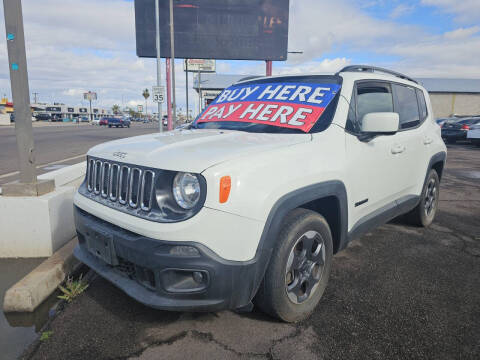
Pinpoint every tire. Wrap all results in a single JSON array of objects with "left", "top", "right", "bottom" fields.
[
  {"left": 254, "top": 208, "right": 333, "bottom": 323},
  {"left": 405, "top": 169, "right": 440, "bottom": 227}
]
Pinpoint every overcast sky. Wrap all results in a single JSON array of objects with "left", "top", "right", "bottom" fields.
[{"left": 1, "top": 0, "right": 479, "bottom": 114}]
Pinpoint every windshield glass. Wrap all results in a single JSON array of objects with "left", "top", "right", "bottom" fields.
[{"left": 193, "top": 76, "right": 342, "bottom": 134}]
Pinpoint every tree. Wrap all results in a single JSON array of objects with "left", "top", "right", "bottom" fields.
[
  {"left": 142, "top": 89, "right": 150, "bottom": 118},
  {"left": 112, "top": 104, "right": 120, "bottom": 115}
]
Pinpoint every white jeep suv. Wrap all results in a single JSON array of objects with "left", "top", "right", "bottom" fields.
[{"left": 74, "top": 66, "right": 447, "bottom": 322}]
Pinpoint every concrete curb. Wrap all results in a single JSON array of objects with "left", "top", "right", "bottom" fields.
[{"left": 3, "top": 237, "right": 80, "bottom": 312}]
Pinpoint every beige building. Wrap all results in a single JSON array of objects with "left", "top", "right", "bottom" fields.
[{"left": 417, "top": 78, "right": 480, "bottom": 118}]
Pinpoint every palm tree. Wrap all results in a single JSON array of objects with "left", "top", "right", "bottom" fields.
[
  {"left": 112, "top": 104, "right": 120, "bottom": 115},
  {"left": 142, "top": 89, "right": 150, "bottom": 118}
]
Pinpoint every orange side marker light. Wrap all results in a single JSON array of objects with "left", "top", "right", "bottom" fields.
[{"left": 219, "top": 176, "right": 231, "bottom": 204}]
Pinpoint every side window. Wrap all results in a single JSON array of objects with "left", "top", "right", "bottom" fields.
[
  {"left": 416, "top": 89, "right": 428, "bottom": 122},
  {"left": 356, "top": 82, "right": 394, "bottom": 130},
  {"left": 393, "top": 84, "right": 420, "bottom": 129}
]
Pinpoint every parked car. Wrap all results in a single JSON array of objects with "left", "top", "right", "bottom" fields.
[
  {"left": 79, "top": 116, "right": 90, "bottom": 123},
  {"left": 436, "top": 117, "right": 458, "bottom": 128},
  {"left": 35, "top": 113, "right": 51, "bottom": 121},
  {"left": 50, "top": 114, "right": 63, "bottom": 122},
  {"left": 99, "top": 117, "right": 109, "bottom": 126},
  {"left": 74, "top": 66, "right": 446, "bottom": 322},
  {"left": 107, "top": 117, "right": 130, "bottom": 128},
  {"left": 441, "top": 117, "right": 480, "bottom": 143},
  {"left": 467, "top": 123, "right": 480, "bottom": 146},
  {"left": 91, "top": 118, "right": 100, "bottom": 125}
]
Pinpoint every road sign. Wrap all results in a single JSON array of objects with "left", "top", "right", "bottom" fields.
[
  {"left": 137, "top": 105, "right": 144, "bottom": 112},
  {"left": 83, "top": 92, "right": 97, "bottom": 101},
  {"left": 152, "top": 86, "right": 165, "bottom": 103},
  {"left": 135, "top": 0, "right": 290, "bottom": 61},
  {"left": 184, "top": 59, "right": 216, "bottom": 73}
]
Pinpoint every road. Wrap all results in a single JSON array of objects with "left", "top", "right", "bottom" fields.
[
  {"left": 21, "top": 144, "right": 480, "bottom": 360},
  {"left": 0, "top": 123, "right": 159, "bottom": 185}
]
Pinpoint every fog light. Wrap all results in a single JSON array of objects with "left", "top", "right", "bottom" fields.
[
  {"left": 169, "top": 246, "right": 200, "bottom": 257},
  {"left": 193, "top": 271, "right": 205, "bottom": 284}
]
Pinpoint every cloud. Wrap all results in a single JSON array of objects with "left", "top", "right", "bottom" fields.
[
  {"left": 421, "top": 0, "right": 480, "bottom": 24},
  {"left": 390, "top": 4, "right": 415, "bottom": 19}
]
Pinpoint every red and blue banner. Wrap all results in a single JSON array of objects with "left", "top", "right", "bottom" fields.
[{"left": 197, "top": 82, "right": 341, "bottom": 132}]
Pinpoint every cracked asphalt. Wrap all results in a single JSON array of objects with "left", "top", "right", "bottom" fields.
[{"left": 23, "top": 145, "right": 479, "bottom": 360}]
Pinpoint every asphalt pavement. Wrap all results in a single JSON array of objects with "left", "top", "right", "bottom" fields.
[
  {"left": 21, "top": 145, "right": 480, "bottom": 360},
  {"left": 0, "top": 122, "right": 159, "bottom": 185}
]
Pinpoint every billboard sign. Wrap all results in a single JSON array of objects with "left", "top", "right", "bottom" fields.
[
  {"left": 137, "top": 105, "right": 144, "bottom": 112},
  {"left": 184, "top": 59, "right": 216, "bottom": 73},
  {"left": 135, "top": 0, "right": 289, "bottom": 61},
  {"left": 83, "top": 92, "right": 97, "bottom": 101},
  {"left": 197, "top": 82, "right": 341, "bottom": 133}
]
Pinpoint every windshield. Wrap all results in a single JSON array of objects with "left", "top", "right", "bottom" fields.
[{"left": 193, "top": 76, "right": 342, "bottom": 134}]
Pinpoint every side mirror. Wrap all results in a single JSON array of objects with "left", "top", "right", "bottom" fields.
[{"left": 361, "top": 112, "right": 399, "bottom": 134}]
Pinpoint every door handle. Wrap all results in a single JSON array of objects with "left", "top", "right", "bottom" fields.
[
  {"left": 391, "top": 144, "right": 406, "bottom": 154},
  {"left": 423, "top": 137, "right": 433, "bottom": 145}
]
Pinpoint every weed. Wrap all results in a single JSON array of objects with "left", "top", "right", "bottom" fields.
[
  {"left": 58, "top": 274, "right": 89, "bottom": 303},
  {"left": 40, "top": 331, "right": 53, "bottom": 341}
]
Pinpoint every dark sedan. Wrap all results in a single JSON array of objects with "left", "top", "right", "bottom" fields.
[{"left": 441, "top": 117, "right": 480, "bottom": 143}]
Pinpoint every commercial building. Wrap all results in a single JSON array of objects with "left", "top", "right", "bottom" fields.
[{"left": 193, "top": 74, "right": 480, "bottom": 119}]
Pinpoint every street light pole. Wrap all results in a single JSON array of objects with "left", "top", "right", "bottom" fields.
[
  {"left": 2, "top": 0, "right": 53, "bottom": 196},
  {"left": 155, "top": 0, "right": 163, "bottom": 132}
]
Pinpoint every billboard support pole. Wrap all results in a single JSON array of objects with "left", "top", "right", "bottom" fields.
[
  {"left": 169, "top": 0, "right": 176, "bottom": 130},
  {"left": 155, "top": 0, "right": 163, "bottom": 133},
  {"left": 266, "top": 60, "right": 273, "bottom": 76},
  {"left": 185, "top": 59, "right": 189, "bottom": 121},
  {"left": 198, "top": 70, "right": 202, "bottom": 114},
  {"left": 166, "top": 58, "right": 173, "bottom": 128},
  {"left": 2, "top": 0, "right": 53, "bottom": 196}
]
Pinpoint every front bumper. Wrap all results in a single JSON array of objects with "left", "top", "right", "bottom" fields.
[{"left": 74, "top": 207, "right": 267, "bottom": 311}]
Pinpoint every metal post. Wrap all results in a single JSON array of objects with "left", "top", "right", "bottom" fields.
[
  {"left": 155, "top": 0, "right": 163, "bottom": 132},
  {"left": 32, "top": 92, "right": 38, "bottom": 104},
  {"left": 2, "top": 0, "right": 53, "bottom": 196},
  {"left": 198, "top": 70, "right": 202, "bottom": 114},
  {"left": 89, "top": 98, "right": 93, "bottom": 122},
  {"left": 185, "top": 59, "right": 189, "bottom": 122},
  {"left": 169, "top": 0, "right": 176, "bottom": 130},
  {"left": 166, "top": 58, "right": 173, "bottom": 127},
  {"left": 266, "top": 60, "right": 273, "bottom": 76}
]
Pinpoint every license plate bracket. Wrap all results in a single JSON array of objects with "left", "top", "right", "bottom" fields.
[{"left": 85, "top": 227, "right": 118, "bottom": 266}]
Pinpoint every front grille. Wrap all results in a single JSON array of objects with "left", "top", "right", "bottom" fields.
[{"left": 86, "top": 158, "right": 155, "bottom": 212}]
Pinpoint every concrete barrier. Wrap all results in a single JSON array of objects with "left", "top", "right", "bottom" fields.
[
  {"left": 0, "top": 113, "right": 10, "bottom": 126},
  {"left": 3, "top": 237, "right": 79, "bottom": 312},
  {"left": 0, "top": 161, "right": 86, "bottom": 258}
]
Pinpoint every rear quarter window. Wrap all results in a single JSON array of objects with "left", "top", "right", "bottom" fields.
[{"left": 393, "top": 84, "right": 420, "bottom": 130}]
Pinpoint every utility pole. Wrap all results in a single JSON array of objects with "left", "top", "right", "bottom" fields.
[
  {"left": 32, "top": 92, "right": 38, "bottom": 104},
  {"left": 185, "top": 59, "right": 189, "bottom": 121},
  {"left": 169, "top": 0, "right": 176, "bottom": 130},
  {"left": 2, "top": 0, "right": 53, "bottom": 196},
  {"left": 198, "top": 70, "right": 202, "bottom": 114},
  {"left": 155, "top": 0, "right": 163, "bottom": 132}
]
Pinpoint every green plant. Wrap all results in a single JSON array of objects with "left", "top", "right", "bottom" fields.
[
  {"left": 40, "top": 331, "right": 53, "bottom": 341},
  {"left": 58, "top": 274, "right": 89, "bottom": 303}
]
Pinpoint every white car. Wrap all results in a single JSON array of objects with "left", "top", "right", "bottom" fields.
[
  {"left": 73, "top": 66, "right": 447, "bottom": 322},
  {"left": 467, "top": 123, "right": 480, "bottom": 146}
]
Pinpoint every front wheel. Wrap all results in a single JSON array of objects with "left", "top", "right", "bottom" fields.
[
  {"left": 254, "top": 208, "right": 333, "bottom": 323},
  {"left": 405, "top": 169, "right": 440, "bottom": 227}
]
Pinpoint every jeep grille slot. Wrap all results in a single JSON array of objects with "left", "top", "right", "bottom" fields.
[
  {"left": 141, "top": 170, "right": 155, "bottom": 211},
  {"left": 94, "top": 160, "right": 102, "bottom": 195},
  {"left": 109, "top": 164, "right": 120, "bottom": 201},
  {"left": 118, "top": 165, "right": 130, "bottom": 205},
  {"left": 101, "top": 162, "right": 111, "bottom": 198},
  {"left": 128, "top": 168, "right": 142, "bottom": 208},
  {"left": 84, "top": 158, "right": 158, "bottom": 214}
]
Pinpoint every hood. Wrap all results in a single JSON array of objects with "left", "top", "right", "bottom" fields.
[{"left": 88, "top": 129, "right": 311, "bottom": 173}]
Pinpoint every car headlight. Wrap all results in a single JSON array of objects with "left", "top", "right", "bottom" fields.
[{"left": 172, "top": 172, "right": 201, "bottom": 210}]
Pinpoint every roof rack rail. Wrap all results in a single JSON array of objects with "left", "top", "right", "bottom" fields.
[{"left": 337, "top": 65, "right": 418, "bottom": 84}]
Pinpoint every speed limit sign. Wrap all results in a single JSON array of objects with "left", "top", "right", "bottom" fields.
[{"left": 152, "top": 86, "right": 165, "bottom": 103}]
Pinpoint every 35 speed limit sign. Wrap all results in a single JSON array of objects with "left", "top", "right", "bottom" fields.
[{"left": 152, "top": 86, "right": 165, "bottom": 103}]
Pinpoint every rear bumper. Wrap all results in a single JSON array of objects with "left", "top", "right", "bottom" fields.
[
  {"left": 441, "top": 130, "right": 467, "bottom": 140},
  {"left": 74, "top": 207, "right": 267, "bottom": 311}
]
